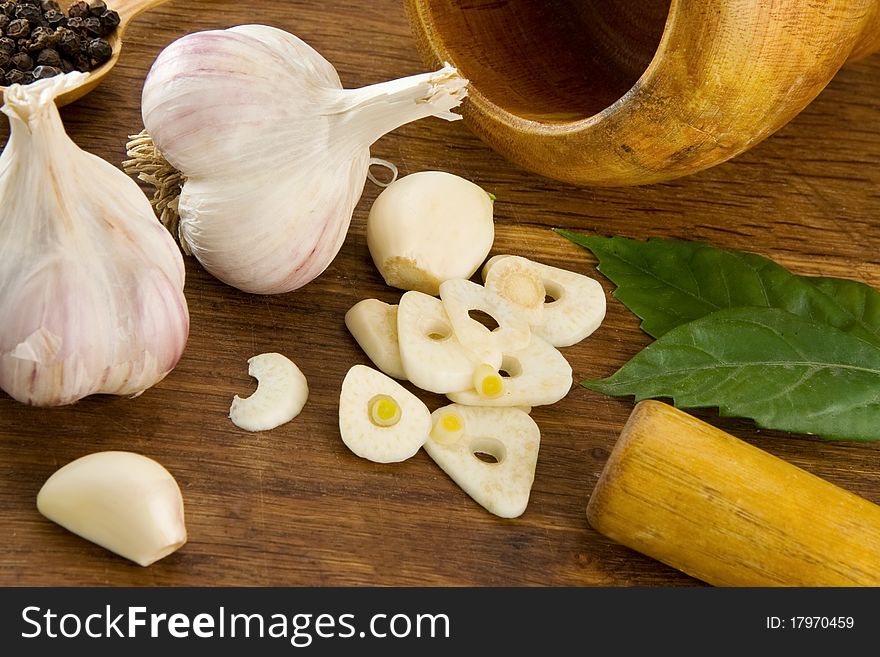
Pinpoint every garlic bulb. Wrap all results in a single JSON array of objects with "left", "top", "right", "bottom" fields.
[
  {"left": 0, "top": 73, "right": 189, "bottom": 406},
  {"left": 134, "top": 25, "right": 468, "bottom": 295}
]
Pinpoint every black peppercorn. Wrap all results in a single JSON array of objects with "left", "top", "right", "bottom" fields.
[
  {"left": 5, "top": 67, "right": 26, "bottom": 84},
  {"left": 44, "top": 8, "right": 64, "bottom": 27},
  {"left": 72, "top": 51, "right": 88, "bottom": 71},
  {"left": 82, "top": 16, "right": 101, "bottom": 37},
  {"left": 6, "top": 17, "right": 30, "bottom": 39},
  {"left": 88, "top": 1, "right": 107, "bottom": 17},
  {"left": 40, "top": 0, "right": 61, "bottom": 12},
  {"left": 0, "top": 2, "right": 14, "bottom": 18},
  {"left": 35, "top": 46, "right": 59, "bottom": 67},
  {"left": 13, "top": 3, "right": 42, "bottom": 25},
  {"left": 66, "top": 15, "right": 83, "bottom": 30},
  {"left": 59, "top": 56, "right": 72, "bottom": 72},
  {"left": 56, "top": 27, "right": 81, "bottom": 56},
  {"left": 28, "top": 25, "right": 53, "bottom": 50},
  {"left": 32, "top": 64, "right": 61, "bottom": 79},
  {"left": 67, "top": 1, "right": 89, "bottom": 19},
  {"left": 0, "top": 50, "right": 10, "bottom": 69},
  {"left": 87, "top": 37, "right": 110, "bottom": 65},
  {"left": 10, "top": 50, "right": 31, "bottom": 69},
  {"left": 0, "top": 36, "right": 14, "bottom": 55},
  {"left": 98, "top": 9, "right": 118, "bottom": 36},
  {"left": 0, "top": 14, "right": 10, "bottom": 32}
]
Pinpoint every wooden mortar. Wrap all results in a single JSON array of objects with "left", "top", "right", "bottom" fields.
[
  {"left": 405, "top": 0, "right": 880, "bottom": 186},
  {"left": 587, "top": 401, "right": 880, "bottom": 586}
]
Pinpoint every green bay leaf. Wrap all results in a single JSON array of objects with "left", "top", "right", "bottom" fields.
[
  {"left": 584, "top": 307, "right": 880, "bottom": 441},
  {"left": 557, "top": 231, "right": 880, "bottom": 347}
]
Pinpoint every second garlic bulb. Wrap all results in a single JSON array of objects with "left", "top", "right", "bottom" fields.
[{"left": 0, "top": 74, "right": 189, "bottom": 406}]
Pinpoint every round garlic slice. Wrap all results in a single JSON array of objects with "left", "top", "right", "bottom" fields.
[
  {"left": 397, "top": 290, "right": 501, "bottom": 394},
  {"left": 345, "top": 299, "right": 406, "bottom": 380},
  {"left": 37, "top": 451, "right": 187, "bottom": 567},
  {"left": 438, "top": 278, "right": 531, "bottom": 356},
  {"left": 447, "top": 335, "right": 573, "bottom": 407},
  {"left": 424, "top": 405, "right": 540, "bottom": 518},
  {"left": 229, "top": 353, "right": 309, "bottom": 432},
  {"left": 483, "top": 255, "right": 606, "bottom": 347},
  {"left": 367, "top": 171, "right": 495, "bottom": 296},
  {"left": 339, "top": 364, "right": 431, "bottom": 463}
]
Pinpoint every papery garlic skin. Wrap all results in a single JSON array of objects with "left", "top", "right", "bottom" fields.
[
  {"left": 141, "top": 25, "right": 468, "bottom": 295},
  {"left": 0, "top": 74, "right": 189, "bottom": 406}
]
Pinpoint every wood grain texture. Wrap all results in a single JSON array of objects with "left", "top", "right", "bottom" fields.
[
  {"left": 587, "top": 401, "right": 880, "bottom": 586},
  {"left": 407, "top": 0, "right": 880, "bottom": 185},
  {"left": 0, "top": 0, "right": 879, "bottom": 587}
]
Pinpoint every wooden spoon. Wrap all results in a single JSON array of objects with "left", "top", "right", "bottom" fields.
[{"left": 1, "top": 0, "right": 171, "bottom": 107}]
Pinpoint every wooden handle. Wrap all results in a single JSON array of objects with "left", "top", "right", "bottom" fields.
[{"left": 587, "top": 401, "right": 880, "bottom": 586}]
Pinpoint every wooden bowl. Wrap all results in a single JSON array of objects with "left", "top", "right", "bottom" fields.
[{"left": 405, "top": 0, "right": 880, "bottom": 186}]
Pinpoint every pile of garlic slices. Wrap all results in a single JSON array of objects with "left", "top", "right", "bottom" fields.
[{"left": 339, "top": 178, "right": 607, "bottom": 518}]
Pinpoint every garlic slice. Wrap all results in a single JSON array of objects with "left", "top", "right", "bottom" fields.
[
  {"left": 438, "top": 278, "right": 531, "bottom": 355},
  {"left": 344, "top": 299, "right": 406, "bottom": 380},
  {"left": 366, "top": 171, "right": 495, "bottom": 295},
  {"left": 397, "top": 290, "right": 501, "bottom": 394},
  {"left": 37, "top": 451, "right": 187, "bottom": 567},
  {"left": 483, "top": 256, "right": 606, "bottom": 347},
  {"left": 339, "top": 365, "right": 431, "bottom": 463},
  {"left": 447, "top": 336, "right": 573, "bottom": 407},
  {"left": 424, "top": 405, "right": 540, "bottom": 518},
  {"left": 229, "top": 353, "right": 308, "bottom": 432}
]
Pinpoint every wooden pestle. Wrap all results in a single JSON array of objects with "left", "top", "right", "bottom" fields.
[{"left": 587, "top": 400, "right": 880, "bottom": 586}]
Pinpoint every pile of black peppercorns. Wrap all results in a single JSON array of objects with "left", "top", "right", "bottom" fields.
[{"left": 0, "top": 0, "right": 118, "bottom": 86}]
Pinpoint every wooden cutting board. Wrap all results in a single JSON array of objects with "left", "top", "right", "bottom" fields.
[{"left": 1, "top": 0, "right": 879, "bottom": 586}]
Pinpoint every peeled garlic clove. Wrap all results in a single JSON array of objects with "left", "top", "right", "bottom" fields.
[
  {"left": 229, "top": 353, "right": 308, "bottom": 432},
  {"left": 483, "top": 255, "right": 606, "bottom": 347},
  {"left": 339, "top": 365, "right": 431, "bottom": 463},
  {"left": 439, "top": 278, "right": 531, "bottom": 356},
  {"left": 366, "top": 171, "right": 495, "bottom": 295},
  {"left": 37, "top": 451, "right": 187, "bottom": 567},
  {"left": 397, "top": 290, "right": 501, "bottom": 394},
  {"left": 344, "top": 299, "right": 406, "bottom": 380},
  {"left": 424, "top": 405, "right": 540, "bottom": 518},
  {"left": 0, "top": 73, "right": 189, "bottom": 406},
  {"left": 139, "top": 26, "right": 468, "bottom": 294},
  {"left": 448, "top": 336, "right": 573, "bottom": 407}
]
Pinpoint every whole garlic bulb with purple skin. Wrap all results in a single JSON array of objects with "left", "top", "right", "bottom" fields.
[
  {"left": 139, "top": 24, "right": 468, "bottom": 295},
  {"left": 0, "top": 73, "right": 189, "bottom": 407}
]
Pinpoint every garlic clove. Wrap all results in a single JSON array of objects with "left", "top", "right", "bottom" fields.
[
  {"left": 366, "top": 171, "right": 495, "bottom": 295},
  {"left": 339, "top": 364, "right": 431, "bottom": 463},
  {"left": 229, "top": 353, "right": 308, "bottom": 432},
  {"left": 397, "top": 290, "right": 501, "bottom": 394},
  {"left": 424, "top": 405, "right": 540, "bottom": 518},
  {"left": 447, "top": 335, "right": 573, "bottom": 407},
  {"left": 438, "top": 278, "right": 531, "bottom": 356},
  {"left": 483, "top": 255, "right": 606, "bottom": 347},
  {"left": 36, "top": 451, "right": 187, "bottom": 567},
  {"left": 344, "top": 299, "right": 407, "bottom": 380}
]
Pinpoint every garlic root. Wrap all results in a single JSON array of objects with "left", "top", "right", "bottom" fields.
[
  {"left": 37, "top": 451, "right": 187, "bottom": 567},
  {"left": 229, "top": 353, "right": 308, "bottom": 432}
]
